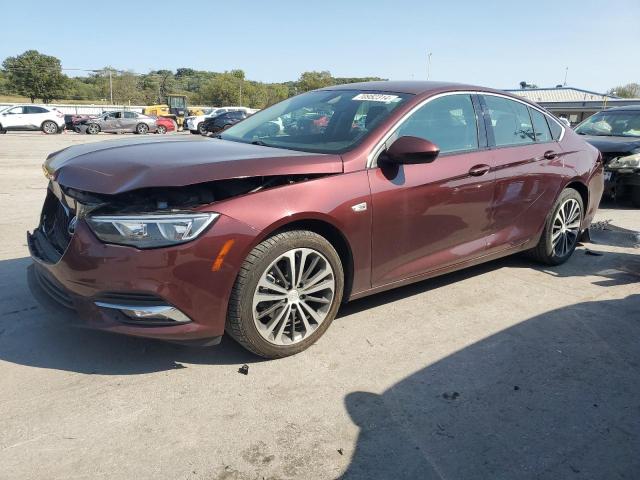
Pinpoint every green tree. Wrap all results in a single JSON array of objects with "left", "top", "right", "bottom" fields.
[
  {"left": 297, "top": 71, "right": 334, "bottom": 92},
  {"left": 608, "top": 83, "right": 640, "bottom": 98},
  {"left": 2, "top": 50, "right": 67, "bottom": 103}
]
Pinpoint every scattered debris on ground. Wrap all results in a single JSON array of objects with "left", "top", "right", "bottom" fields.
[{"left": 238, "top": 364, "right": 249, "bottom": 375}]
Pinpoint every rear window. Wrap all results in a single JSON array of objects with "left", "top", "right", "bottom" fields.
[
  {"left": 529, "top": 108, "right": 552, "bottom": 143},
  {"left": 483, "top": 95, "right": 535, "bottom": 146}
]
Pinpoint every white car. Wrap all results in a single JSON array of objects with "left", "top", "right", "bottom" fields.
[
  {"left": 185, "top": 107, "right": 255, "bottom": 135},
  {"left": 0, "top": 105, "right": 65, "bottom": 134}
]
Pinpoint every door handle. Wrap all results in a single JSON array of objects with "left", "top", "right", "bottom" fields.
[
  {"left": 468, "top": 164, "right": 491, "bottom": 176},
  {"left": 543, "top": 150, "right": 557, "bottom": 160}
]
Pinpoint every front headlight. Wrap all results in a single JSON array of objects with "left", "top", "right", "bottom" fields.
[
  {"left": 609, "top": 153, "right": 640, "bottom": 169},
  {"left": 86, "top": 213, "right": 219, "bottom": 248}
]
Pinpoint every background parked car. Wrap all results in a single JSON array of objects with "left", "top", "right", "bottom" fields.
[
  {"left": 0, "top": 105, "right": 65, "bottom": 134},
  {"left": 76, "top": 111, "right": 158, "bottom": 135},
  {"left": 154, "top": 116, "right": 177, "bottom": 134},
  {"left": 575, "top": 106, "right": 640, "bottom": 207},
  {"left": 185, "top": 107, "right": 255, "bottom": 135},
  {"left": 201, "top": 110, "right": 248, "bottom": 134},
  {"left": 64, "top": 114, "right": 96, "bottom": 131}
]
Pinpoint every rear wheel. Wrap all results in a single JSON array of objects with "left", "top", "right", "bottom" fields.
[
  {"left": 226, "top": 230, "right": 344, "bottom": 358},
  {"left": 136, "top": 123, "right": 149, "bottom": 134},
  {"left": 530, "top": 188, "right": 583, "bottom": 265},
  {"left": 156, "top": 125, "right": 167, "bottom": 134},
  {"left": 41, "top": 121, "right": 58, "bottom": 134}
]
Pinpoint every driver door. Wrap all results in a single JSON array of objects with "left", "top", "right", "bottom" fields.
[
  {"left": 2, "top": 106, "right": 25, "bottom": 128},
  {"left": 101, "top": 112, "right": 119, "bottom": 132},
  {"left": 368, "top": 93, "right": 495, "bottom": 287}
]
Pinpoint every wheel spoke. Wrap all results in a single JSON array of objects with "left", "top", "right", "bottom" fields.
[
  {"left": 299, "top": 300, "right": 323, "bottom": 323},
  {"left": 254, "top": 292, "right": 287, "bottom": 304},
  {"left": 304, "top": 295, "right": 331, "bottom": 304},
  {"left": 265, "top": 304, "right": 290, "bottom": 337},
  {"left": 258, "top": 277, "right": 288, "bottom": 295},
  {"left": 272, "top": 264, "right": 289, "bottom": 289},
  {"left": 296, "top": 305, "right": 313, "bottom": 336},
  {"left": 256, "top": 299, "right": 286, "bottom": 320},
  {"left": 300, "top": 256, "right": 320, "bottom": 284},
  {"left": 301, "top": 279, "right": 334, "bottom": 296}
]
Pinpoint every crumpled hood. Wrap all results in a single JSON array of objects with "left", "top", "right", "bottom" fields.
[
  {"left": 44, "top": 135, "right": 343, "bottom": 195},
  {"left": 581, "top": 135, "right": 640, "bottom": 154}
]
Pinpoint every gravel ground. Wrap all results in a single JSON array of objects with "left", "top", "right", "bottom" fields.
[{"left": 1, "top": 131, "right": 638, "bottom": 479}]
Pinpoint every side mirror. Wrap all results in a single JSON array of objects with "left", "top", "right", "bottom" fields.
[{"left": 382, "top": 136, "right": 440, "bottom": 164}]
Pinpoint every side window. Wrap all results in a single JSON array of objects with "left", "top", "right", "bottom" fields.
[
  {"left": 529, "top": 107, "right": 552, "bottom": 142},
  {"left": 25, "top": 106, "right": 47, "bottom": 114},
  {"left": 483, "top": 96, "right": 534, "bottom": 146},
  {"left": 395, "top": 94, "right": 479, "bottom": 154},
  {"left": 546, "top": 116, "right": 563, "bottom": 140},
  {"left": 123, "top": 112, "right": 137, "bottom": 119},
  {"left": 7, "top": 106, "right": 24, "bottom": 114}
]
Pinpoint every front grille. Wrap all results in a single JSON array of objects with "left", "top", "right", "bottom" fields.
[
  {"left": 34, "top": 267, "right": 75, "bottom": 311},
  {"left": 41, "top": 189, "right": 74, "bottom": 255}
]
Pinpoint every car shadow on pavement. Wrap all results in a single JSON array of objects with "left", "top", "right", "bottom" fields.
[{"left": 339, "top": 293, "right": 640, "bottom": 479}]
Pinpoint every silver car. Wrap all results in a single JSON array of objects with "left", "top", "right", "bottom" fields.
[{"left": 80, "top": 111, "right": 158, "bottom": 134}]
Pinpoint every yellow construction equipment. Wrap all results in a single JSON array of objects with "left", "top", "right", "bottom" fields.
[{"left": 143, "top": 95, "right": 205, "bottom": 130}]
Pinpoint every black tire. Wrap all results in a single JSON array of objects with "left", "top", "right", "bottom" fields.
[
  {"left": 529, "top": 188, "right": 584, "bottom": 265},
  {"left": 197, "top": 122, "right": 207, "bottom": 135},
  {"left": 41, "top": 120, "right": 58, "bottom": 135},
  {"left": 226, "top": 230, "right": 344, "bottom": 358},
  {"left": 156, "top": 125, "right": 167, "bottom": 134},
  {"left": 136, "top": 123, "right": 149, "bottom": 134},
  {"left": 631, "top": 187, "right": 640, "bottom": 208},
  {"left": 0, "top": 125, "right": 6, "bottom": 134}
]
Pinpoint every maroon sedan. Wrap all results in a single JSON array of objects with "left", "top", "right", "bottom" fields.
[{"left": 28, "top": 82, "right": 603, "bottom": 358}]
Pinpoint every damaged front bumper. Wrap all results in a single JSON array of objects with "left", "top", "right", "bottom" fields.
[{"left": 27, "top": 212, "right": 257, "bottom": 345}]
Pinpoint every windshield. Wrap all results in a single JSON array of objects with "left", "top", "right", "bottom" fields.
[
  {"left": 575, "top": 110, "right": 640, "bottom": 137},
  {"left": 219, "top": 89, "right": 412, "bottom": 154}
]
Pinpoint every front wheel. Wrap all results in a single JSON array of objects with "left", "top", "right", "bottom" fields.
[
  {"left": 42, "top": 121, "right": 58, "bottom": 134},
  {"left": 530, "top": 188, "right": 584, "bottom": 265},
  {"left": 226, "top": 230, "right": 344, "bottom": 358},
  {"left": 86, "top": 123, "right": 100, "bottom": 135},
  {"left": 197, "top": 122, "right": 207, "bottom": 135}
]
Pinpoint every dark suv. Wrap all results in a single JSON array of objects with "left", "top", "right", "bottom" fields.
[
  {"left": 202, "top": 110, "right": 248, "bottom": 134},
  {"left": 575, "top": 106, "right": 640, "bottom": 207}
]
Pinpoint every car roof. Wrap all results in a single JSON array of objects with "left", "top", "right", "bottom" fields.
[{"left": 318, "top": 80, "right": 502, "bottom": 96}]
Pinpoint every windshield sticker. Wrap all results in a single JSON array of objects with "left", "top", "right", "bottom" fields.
[{"left": 352, "top": 93, "right": 401, "bottom": 103}]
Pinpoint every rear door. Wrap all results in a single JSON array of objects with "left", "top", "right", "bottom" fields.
[
  {"left": 368, "top": 93, "right": 495, "bottom": 286},
  {"left": 480, "top": 94, "right": 565, "bottom": 252},
  {"left": 121, "top": 111, "right": 138, "bottom": 130}
]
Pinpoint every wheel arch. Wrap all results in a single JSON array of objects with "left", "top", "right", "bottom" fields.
[
  {"left": 251, "top": 216, "right": 355, "bottom": 302},
  {"left": 564, "top": 179, "right": 589, "bottom": 212}
]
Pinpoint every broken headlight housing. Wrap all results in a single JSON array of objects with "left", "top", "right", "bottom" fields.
[
  {"left": 608, "top": 152, "right": 640, "bottom": 169},
  {"left": 86, "top": 213, "right": 219, "bottom": 248}
]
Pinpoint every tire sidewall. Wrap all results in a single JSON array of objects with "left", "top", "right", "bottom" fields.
[
  {"left": 542, "top": 189, "right": 584, "bottom": 264},
  {"left": 232, "top": 231, "right": 344, "bottom": 357}
]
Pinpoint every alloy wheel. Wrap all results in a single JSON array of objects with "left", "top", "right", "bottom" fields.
[
  {"left": 87, "top": 124, "right": 99, "bottom": 134},
  {"left": 252, "top": 248, "right": 335, "bottom": 346},
  {"left": 551, "top": 198, "right": 581, "bottom": 257},
  {"left": 43, "top": 121, "right": 57, "bottom": 134},
  {"left": 137, "top": 124, "right": 149, "bottom": 134},
  {"left": 157, "top": 125, "right": 167, "bottom": 134}
]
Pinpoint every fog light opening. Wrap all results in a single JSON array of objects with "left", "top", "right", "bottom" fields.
[{"left": 95, "top": 302, "right": 192, "bottom": 325}]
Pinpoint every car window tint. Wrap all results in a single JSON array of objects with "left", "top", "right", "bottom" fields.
[
  {"left": 529, "top": 107, "right": 552, "bottom": 142},
  {"left": 547, "top": 116, "right": 562, "bottom": 140},
  {"left": 483, "top": 96, "right": 535, "bottom": 146},
  {"left": 25, "top": 106, "right": 47, "bottom": 114},
  {"left": 123, "top": 112, "right": 137, "bottom": 119},
  {"left": 395, "top": 94, "right": 479, "bottom": 154}
]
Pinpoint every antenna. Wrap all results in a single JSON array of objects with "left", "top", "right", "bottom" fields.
[
  {"left": 427, "top": 52, "right": 432, "bottom": 80},
  {"left": 563, "top": 67, "right": 568, "bottom": 86}
]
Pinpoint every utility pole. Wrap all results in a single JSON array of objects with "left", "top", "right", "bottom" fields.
[
  {"left": 563, "top": 67, "right": 568, "bottom": 87},
  {"left": 109, "top": 69, "right": 113, "bottom": 104},
  {"left": 427, "top": 52, "right": 432, "bottom": 80}
]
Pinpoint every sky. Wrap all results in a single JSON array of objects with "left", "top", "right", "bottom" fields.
[{"left": 1, "top": 0, "right": 639, "bottom": 93}]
